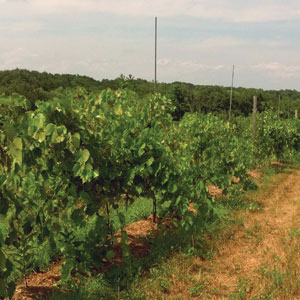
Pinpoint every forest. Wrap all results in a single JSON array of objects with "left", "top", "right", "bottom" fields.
[{"left": 0, "top": 69, "right": 299, "bottom": 119}]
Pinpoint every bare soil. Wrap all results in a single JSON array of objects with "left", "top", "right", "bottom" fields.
[{"left": 11, "top": 264, "right": 61, "bottom": 300}]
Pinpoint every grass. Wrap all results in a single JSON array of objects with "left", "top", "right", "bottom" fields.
[
  {"left": 109, "top": 196, "right": 153, "bottom": 232},
  {"left": 251, "top": 229, "right": 300, "bottom": 299},
  {"left": 132, "top": 163, "right": 300, "bottom": 300},
  {"left": 289, "top": 228, "right": 300, "bottom": 238},
  {"left": 227, "top": 236, "right": 300, "bottom": 300},
  {"left": 189, "top": 282, "right": 205, "bottom": 297},
  {"left": 228, "top": 277, "right": 253, "bottom": 300},
  {"left": 255, "top": 259, "right": 300, "bottom": 298},
  {"left": 242, "top": 223, "right": 263, "bottom": 245}
]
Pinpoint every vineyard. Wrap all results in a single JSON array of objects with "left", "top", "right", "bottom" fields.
[{"left": 0, "top": 88, "right": 300, "bottom": 299}]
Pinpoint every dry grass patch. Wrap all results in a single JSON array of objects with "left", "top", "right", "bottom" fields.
[{"left": 134, "top": 167, "right": 300, "bottom": 300}]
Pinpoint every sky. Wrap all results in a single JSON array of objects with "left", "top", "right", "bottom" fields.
[{"left": 1, "top": 0, "right": 300, "bottom": 90}]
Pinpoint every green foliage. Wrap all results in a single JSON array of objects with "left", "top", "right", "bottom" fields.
[
  {"left": 0, "top": 88, "right": 198, "bottom": 295},
  {"left": 256, "top": 111, "right": 300, "bottom": 162},
  {"left": 0, "top": 87, "right": 300, "bottom": 298},
  {"left": 189, "top": 282, "right": 205, "bottom": 297},
  {"left": 2, "top": 69, "right": 300, "bottom": 118},
  {"left": 109, "top": 197, "right": 153, "bottom": 232}
]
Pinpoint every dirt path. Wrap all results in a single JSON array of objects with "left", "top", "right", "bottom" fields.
[
  {"left": 182, "top": 168, "right": 300, "bottom": 299},
  {"left": 11, "top": 263, "right": 61, "bottom": 300}
]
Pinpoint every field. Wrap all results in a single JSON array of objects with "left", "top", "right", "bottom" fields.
[{"left": 1, "top": 88, "right": 300, "bottom": 299}]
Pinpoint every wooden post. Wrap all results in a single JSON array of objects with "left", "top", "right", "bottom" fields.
[
  {"left": 253, "top": 96, "right": 257, "bottom": 140},
  {"left": 228, "top": 64, "right": 235, "bottom": 122},
  {"left": 295, "top": 110, "right": 298, "bottom": 119},
  {"left": 153, "top": 197, "right": 157, "bottom": 224}
]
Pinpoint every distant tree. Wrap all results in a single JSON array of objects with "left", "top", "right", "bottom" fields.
[{"left": 1, "top": 69, "right": 299, "bottom": 118}]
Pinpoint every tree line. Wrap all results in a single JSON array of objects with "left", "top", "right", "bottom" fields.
[{"left": 1, "top": 69, "right": 299, "bottom": 119}]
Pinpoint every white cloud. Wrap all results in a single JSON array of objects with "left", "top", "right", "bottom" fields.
[
  {"left": 253, "top": 62, "right": 300, "bottom": 79},
  {"left": 0, "top": 21, "right": 43, "bottom": 32},
  {"left": 1, "top": 47, "right": 28, "bottom": 68},
  {"left": 158, "top": 58, "right": 171, "bottom": 66},
  {"left": 214, "top": 64, "right": 225, "bottom": 70},
  {"left": 176, "top": 60, "right": 225, "bottom": 71},
  {"left": 196, "top": 37, "right": 247, "bottom": 49},
  {"left": 1, "top": 0, "right": 300, "bottom": 90},
  {"left": 1, "top": 0, "right": 300, "bottom": 23}
]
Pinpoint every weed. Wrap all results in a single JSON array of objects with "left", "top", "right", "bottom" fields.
[
  {"left": 189, "top": 282, "right": 204, "bottom": 297},
  {"left": 251, "top": 294, "right": 273, "bottom": 300},
  {"left": 269, "top": 268, "right": 284, "bottom": 289},
  {"left": 229, "top": 277, "right": 253, "bottom": 300},
  {"left": 211, "top": 287, "right": 220, "bottom": 295},
  {"left": 243, "top": 224, "right": 263, "bottom": 245},
  {"left": 49, "top": 274, "right": 149, "bottom": 300},
  {"left": 159, "top": 279, "right": 170, "bottom": 293},
  {"left": 289, "top": 228, "right": 300, "bottom": 238},
  {"left": 109, "top": 197, "right": 153, "bottom": 232}
]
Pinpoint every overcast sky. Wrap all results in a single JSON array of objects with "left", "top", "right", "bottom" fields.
[{"left": 1, "top": 0, "right": 300, "bottom": 90}]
